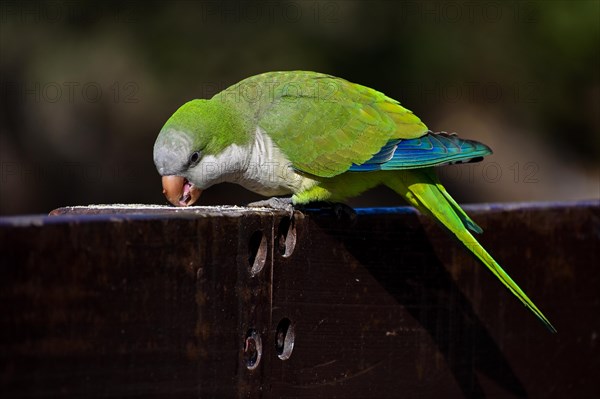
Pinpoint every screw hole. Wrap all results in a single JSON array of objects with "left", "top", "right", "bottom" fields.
[
  {"left": 248, "top": 231, "right": 267, "bottom": 276},
  {"left": 277, "top": 217, "right": 296, "bottom": 258},
  {"left": 244, "top": 329, "right": 262, "bottom": 370},
  {"left": 275, "top": 318, "right": 295, "bottom": 360}
]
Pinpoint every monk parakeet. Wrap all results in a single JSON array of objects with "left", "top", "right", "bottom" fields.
[{"left": 153, "top": 71, "right": 556, "bottom": 332}]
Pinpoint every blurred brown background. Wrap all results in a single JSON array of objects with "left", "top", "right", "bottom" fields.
[{"left": 1, "top": 0, "right": 598, "bottom": 215}]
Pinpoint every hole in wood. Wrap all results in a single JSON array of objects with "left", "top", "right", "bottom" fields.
[
  {"left": 244, "top": 329, "right": 262, "bottom": 370},
  {"left": 277, "top": 217, "right": 296, "bottom": 258},
  {"left": 275, "top": 318, "right": 295, "bottom": 360},
  {"left": 248, "top": 230, "right": 267, "bottom": 276}
]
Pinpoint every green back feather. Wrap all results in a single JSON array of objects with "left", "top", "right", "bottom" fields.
[{"left": 213, "top": 71, "right": 428, "bottom": 177}]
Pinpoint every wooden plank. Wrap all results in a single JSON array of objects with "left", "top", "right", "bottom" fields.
[{"left": 0, "top": 201, "right": 598, "bottom": 398}]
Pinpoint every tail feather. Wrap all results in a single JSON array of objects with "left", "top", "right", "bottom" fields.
[
  {"left": 386, "top": 169, "right": 557, "bottom": 333},
  {"left": 435, "top": 180, "right": 483, "bottom": 234}
]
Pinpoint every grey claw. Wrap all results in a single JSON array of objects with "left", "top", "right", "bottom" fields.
[
  {"left": 332, "top": 203, "right": 357, "bottom": 222},
  {"left": 248, "top": 197, "right": 295, "bottom": 217}
]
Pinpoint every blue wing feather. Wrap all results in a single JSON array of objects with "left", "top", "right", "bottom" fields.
[{"left": 349, "top": 131, "right": 492, "bottom": 171}]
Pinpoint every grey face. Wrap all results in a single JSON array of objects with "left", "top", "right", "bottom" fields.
[{"left": 153, "top": 128, "right": 195, "bottom": 176}]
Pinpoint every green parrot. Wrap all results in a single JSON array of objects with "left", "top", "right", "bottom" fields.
[{"left": 153, "top": 71, "right": 556, "bottom": 332}]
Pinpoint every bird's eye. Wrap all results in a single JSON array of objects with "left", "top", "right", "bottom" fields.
[{"left": 189, "top": 151, "right": 200, "bottom": 165}]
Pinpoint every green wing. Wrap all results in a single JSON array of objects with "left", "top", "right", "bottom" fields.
[{"left": 254, "top": 71, "right": 428, "bottom": 177}]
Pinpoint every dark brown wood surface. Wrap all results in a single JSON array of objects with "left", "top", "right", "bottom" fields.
[{"left": 1, "top": 201, "right": 598, "bottom": 398}]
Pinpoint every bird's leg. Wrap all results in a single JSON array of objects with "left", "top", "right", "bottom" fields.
[
  {"left": 247, "top": 198, "right": 356, "bottom": 222},
  {"left": 299, "top": 201, "right": 357, "bottom": 222},
  {"left": 331, "top": 202, "right": 357, "bottom": 221}
]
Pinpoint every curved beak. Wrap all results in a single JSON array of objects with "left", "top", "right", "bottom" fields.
[{"left": 161, "top": 175, "right": 202, "bottom": 207}]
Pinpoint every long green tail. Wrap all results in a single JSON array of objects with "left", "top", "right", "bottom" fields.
[{"left": 386, "top": 169, "right": 557, "bottom": 333}]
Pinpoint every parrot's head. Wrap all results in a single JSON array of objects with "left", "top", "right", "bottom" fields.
[{"left": 153, "top": 99, "right": 244, "bottom": 206}]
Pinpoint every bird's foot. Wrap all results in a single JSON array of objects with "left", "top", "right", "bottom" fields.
[
  {"left": 301, "top": 201, "right": 357, "bottom": 222},
  {"left": 331, "top": 202, "right": 357, "bottom": 221},
  {"left": 247, "top": 198, "right": 356, "bottom": 222},
  {"left": 247, "top": 197, "right": 295, "bottom": 217}
]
